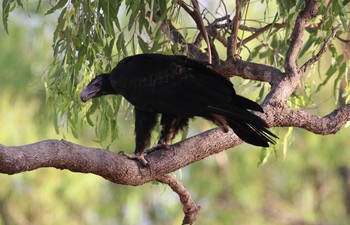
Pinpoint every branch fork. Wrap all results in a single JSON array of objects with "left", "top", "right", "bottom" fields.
[{"left": 1, "top": 1, "right": 350, "bottom": 224}]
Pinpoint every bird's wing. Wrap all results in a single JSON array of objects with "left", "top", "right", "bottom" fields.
[{"left": 111, "top": 54, "right": 234, "bottom": 115}]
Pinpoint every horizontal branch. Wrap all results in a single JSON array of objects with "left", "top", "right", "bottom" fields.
[
  {"left": 216, "top": 58, "right": 284, "bottom": 83},
  {"left": 237, "top": 23, "right": 286, "bottom": 47},
  {"left": 2, "top": 103, "right": 349, "bottom": 183},
  {"left": 0, "top": 130, "right": 243, "bottom": 186},
  {"left": 268, "top": 104, "right": 350, "bottom": 134}
]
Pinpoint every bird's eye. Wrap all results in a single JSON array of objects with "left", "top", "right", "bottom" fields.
[{"left": 93, "top": 81, "right": 101, "bottom": 87}]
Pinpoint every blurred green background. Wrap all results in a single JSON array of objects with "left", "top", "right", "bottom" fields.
[{"left": 1, "top": 3, "right": 350, "bottom": 225}]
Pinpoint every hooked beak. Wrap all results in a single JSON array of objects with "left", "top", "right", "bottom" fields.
[{"left": 80, "top": 86, "right": 98, "bottom": 102}]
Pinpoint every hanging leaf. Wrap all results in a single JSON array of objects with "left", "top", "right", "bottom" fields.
[
  {"left": 45, "top": 0, "right": 68, "bottom": 15},
  {"left": 138, "top": 36, "right": 149, "bottom": 53},
  {"left": 2, "top": 0, "right": 17, "bottom": 34}
]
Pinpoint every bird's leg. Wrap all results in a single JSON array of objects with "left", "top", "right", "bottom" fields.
[
  {"left": 145, "top": 141, "right": 172, "bottom": 154},
  {"left": 121, "top": 109, "right": 157, "bottom": 166},
  {"left": 147, "top": 114, "right": 189, "bottom": 154},
  {"left": 122, "top": 151, "right": 149, "bottom": 167}
]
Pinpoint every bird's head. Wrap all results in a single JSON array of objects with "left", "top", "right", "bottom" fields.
[{"left": 80, "top": 73, "right": 115, "bottom": 102}]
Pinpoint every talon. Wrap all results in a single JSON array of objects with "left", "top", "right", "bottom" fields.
[
  {"left": 121, "top": 152, "right": 149, "bottom": 166},
  {"left": 146, "top": 143, "right": 171, "bottom": 154},
  {"left": 118, "top": 151, "right": 126, "bottom": 155}
]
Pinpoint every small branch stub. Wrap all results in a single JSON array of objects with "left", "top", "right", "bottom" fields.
[{"left": 156, "top": 174, "right": 200, "bottom": 225}]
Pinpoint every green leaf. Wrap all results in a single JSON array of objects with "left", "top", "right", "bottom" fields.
[
  {"left": 45, "top": 0, "right": 68, "bottom": 15},
  {"left": 258, "top": 147, "right": 271, "bottom": 166},
  {"left": 338, "top": 0, "right": 349, "bottom": 30},
  {"left": 138, "top": 36, "right": 149, "bottom": 53},
  {"left": 35, "top": 0, "right": 42, "bottom": 13},
  {"left": 2, "top": 0, "right": 14, "bottom": 34},
  {"left": 110, "top": 119, "right": 118, "bottom": 143},
  {"left": 299, "top": 37, "right": 314, "bottom": 57},
  {"left": 116, "top": 33, "right": 127, "bottom": 55},
  {"left": 15, "top": 0, "right": 22, "bottom": 7},
  {"left": 333, "top": 62, "right": 347, "bottom": 98},
  {"left": 282, "top": 127, "right": 293, "bottom": 158}
]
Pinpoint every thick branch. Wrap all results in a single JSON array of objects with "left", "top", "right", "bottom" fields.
[
  {"left": 284, "top": 0, "right": 318, "bottom": 74},
  {"left": 2, "top": 103, "right": 350, "bottom": 182},
  {"left": 156, "top": 174, "right": 200, "bottom": 225},
  {"left": 268, "top": 104, "right": 350, "bottom": 134},
  {"left": 216, "top": 58, "right": 284, "bottom": 83},
  {"left": 0, "top": 130, "right": 242, "bottom": 185}
]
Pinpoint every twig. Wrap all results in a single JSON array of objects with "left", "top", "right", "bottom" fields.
[
  {"left": 337, "top": 36, "right": 350, "bottom": 44},
  {"left": 237, "top": 23, "right": 286, "bottom": 47},
  {"left": 227, "top": 0, "right": 240, "bottom": 59},
  {"left": 284, "top": 0, "right": 318, "bottom": 74},
  {"left": 159, "top": 19, "right": 208, "bottom": 61},
  {"left": 156, "top": 174, "right": 200, "bottom": 225},
  {"left": 191, "top": 0, "right": 212, "bottom": 64},
  {"left": 300, "top": 24, "right": 341, "bottom": 73},
  {"left": 178, "top": 0, "right": 212, "bottom": 63}
]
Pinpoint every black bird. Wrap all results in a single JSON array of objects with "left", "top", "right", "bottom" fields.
[{"left": 80, "top": 54, "right": 277, "bottom": 165}]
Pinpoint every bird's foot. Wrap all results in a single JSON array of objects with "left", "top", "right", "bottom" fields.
[
  {"left": 119, "top": 151, "right": 149, "bottom": 167},
  {"left": 146, "top": 143, "right": 171, "bottom": 154}
]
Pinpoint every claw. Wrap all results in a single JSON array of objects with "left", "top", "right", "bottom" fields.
[
  {"left": 146, "top": 143, "right": 171, "bottom": 154},
  {"left": 120, "top": 152, "right": 149, "bottom": 167}
]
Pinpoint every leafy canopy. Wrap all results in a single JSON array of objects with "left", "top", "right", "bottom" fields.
[{"left": 2, "top": 0, "right": 349, "bottom": 148}]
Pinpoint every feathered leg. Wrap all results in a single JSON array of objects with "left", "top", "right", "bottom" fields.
[
  {"left": 147, "top": 114, "right": 189, "bottom": 153},
  {"left": 159, "top": 114, "right": 189, "bottom": 144},
  {"left": 123, "top": 108, "right": 157, "bottom": 166}
]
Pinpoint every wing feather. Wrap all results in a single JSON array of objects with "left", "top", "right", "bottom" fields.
[{"left": 111, "top": 54, "right": 234, "bottom": 114}]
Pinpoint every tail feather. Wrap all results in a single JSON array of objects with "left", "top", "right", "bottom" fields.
[
  {"left": 233, "top": 95, "right": 264, "bottom": 112},
  {"left": 227, "top": 120, "right": 271, "bottom": 147},
  {"left": 207, "top": 105, "right": 277, "bottom": 147}
]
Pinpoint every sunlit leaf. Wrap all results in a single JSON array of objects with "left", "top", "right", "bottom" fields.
[
  {"left": 258, "top": 147, "right": 271, "bottom": 166},
  {"left": 2, "top": 0, "right": 15, "bottom": 34},
  {"left": 138, "top": 36, "right": 149, "bottom": 53},
  {"left": 45, "top": 0, "right": 68, "bottom": 15}
]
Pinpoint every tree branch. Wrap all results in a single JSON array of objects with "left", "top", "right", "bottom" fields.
[
  {"left": 190, "top": 0, "right": 212, "bottom": 64},
  {"left": 2, "top": 103, "right": 350, "bottom": 180},
  {"left": 2, "top": 1, "right": 348, "bottom": 224},
  {"left": 178, "top": 0, "right": 212, "bottom": 63},
  {"left": 216, "top": 58, "right": 284, "bottom": 83},
  {"left": 227, "top": 0, "right": 240, "bottom": 59},
  {"left": 237, "top": 23, "right": 286, "bottom": 47},
  {"left": 159, "top": 19, "right": 208, "bottom": 61},
  {"left": 284, "top": 0, "right": 318, "bottom": 75},
  {"left": 156, "top": 174, "right": 200, "bottom": 225},
  {"left": 300, "top": 24, "right": 340, "bottom": 73},
  {"left": 0, "top": 129, "right": 243, "bottom": 185},
  {"left": 267, "top": 103, "right": 350, "bottom": 134}
]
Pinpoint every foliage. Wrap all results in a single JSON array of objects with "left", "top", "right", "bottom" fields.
[
  {"left": 2, "top": 0, "right": 349, "bottom": 149},
  {"left": 1, "top": 0, "right": 350, "bottom": 224}
]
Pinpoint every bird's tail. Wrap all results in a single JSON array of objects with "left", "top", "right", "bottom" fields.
[{"left": 207, "top": 99, "right": 277, "bottom": 147}]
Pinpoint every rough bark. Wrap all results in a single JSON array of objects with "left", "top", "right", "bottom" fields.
[{"left": 1, "top": 0, "right": 349, "bottom": 224}]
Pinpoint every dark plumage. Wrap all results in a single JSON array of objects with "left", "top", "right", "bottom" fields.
[{"left": 80, "top": 54, "right": 277, "bottom": 164}]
